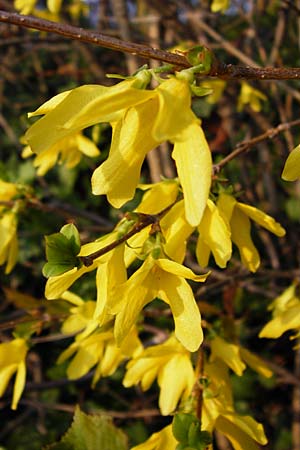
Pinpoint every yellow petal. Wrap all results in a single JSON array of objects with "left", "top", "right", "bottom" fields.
[
  {"left": 45, "top": 264, "right": 96, "bottom": 300},
  {"left": 47, "top": 0, "right": 62, "bottom": 13},
  {"left": 91, "top": 99, "right": 159, "bottom": 207},
  {"left": 239, "top": 348, "right": 273, "bottom": 378},
  {"left": 197, "top": 199, "right": 232, "bottom": 268},
  {"left": 216, "top": 415, "right": 266, "bottom": 450},
  {"left": 259, "top": 304, "right": 300, "bottom": 339},
  {"left": 11, "top": 362, "right": 26, "bottom": 410},
  {"left": 230, "top": 207, "right": 260, "bottom": 272},
  {"left": 210, "top": 336, "right": 246, "bottom": 376},
  {"left": 153, "top": 77, "right": 197, "bottom": 142},
  {"left": 28, "top": 90, "right": 72, "bottom": 117},
  {"left": 66, "top": 341, "right": 103, "bottom": 380},
  {"left": 172, "top": 123, "right": 212, "bottom": 226},
  {"left": 158, "top": 354, "right": 194, "bottom": 415},
  {"left": 131, "top": 425, "right": 177, "bottom": 450},
  {"left": 160, "top": 200, "right": 194, "bottom": 263},
  {"left": 196, "top": 235, "right": 211, "bottom": 268},
  {"left": 236, "top": 202, "right": 285, "bottom": 237},
  {"left": 136, "top": 180, "right": 179, "bottom": 215},
  {"left": 211, "top": 0, "right": 230, "bottom": 12},
  {"left": 95, "top": 244, "right": 127, "bottom": 323},
  {"left": 155, "top": 258, "right": 209, "bottom": 282},
  {"left": 217, "top": 193, "right": 237, "bottom": 225},
  {"left": 123, "top": 358, "right": 161, "bottom": 390},
  {"left": 159, "top": 272, "right": 203, "bottom": 352},
  {"left": 0, "top": 365, "right": 18, "bottom": 397},
  {"left": 75, "top": 134, "right": 100, "bottom": 157},
  {"left": 26, "top": 80, "right": 154, "bottom": 155},
  {"left": 282, "top": 145, "right": 300, "bottom": 181},
  {"left": 113, "top": 259, "right": 155, "bottom": 345}
]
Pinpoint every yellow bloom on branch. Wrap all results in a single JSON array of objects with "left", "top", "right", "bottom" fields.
[
  {"left": 237, "top": 82, "right": 267, "bottom": 112},
  {"left": 0, "top": 338, "right": 28, "bottom": 410},
  {"left": 131, "top": 424, "right": 177, "bottom": 450},
  {"left": 110, "top": 256, "right": 209, "bottom": 352},
  {"left": 281, "top": 144, "right": 300, "bottom": 181},
  {"left": 123, "top": 336, "right": 195, "bottom": 416},
  {"left": 211, "top": 0, "right": 230, "bottom": 13},
  {"left": 26, "top": 72, "right": 212, "bottom": 226},
  {"left": 22, "top": 131, "right": 100, "bottom": 176},
  {"left": 259, "top": 283, "right": 300, "bottom": 339},
  {"left": 0, "top": 180, "right": 20, "bottom": 274},
  {"left": 14, "top": 0, "right": 62, "bottom": 14},
  {"left": 217, "top": 193, "right": 285, "bottom": 272}
]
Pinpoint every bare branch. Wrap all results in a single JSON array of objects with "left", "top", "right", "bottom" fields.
[{"left": 2, "top": 11, "right": 300, "bottom": 80}]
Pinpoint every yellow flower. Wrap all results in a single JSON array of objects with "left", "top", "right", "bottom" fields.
[
  {"left": 196, "top": 199, "right": 232, "bottom": 268},
  {"left": 0, "top": 211, "right": 18, "bottom": 274},
  {"left": 22, "top": 131, "right": 100, "bottom": 176},
  {"left": 131, "top": 424, "right": 177, "bottom": 450},
  {"left": 217, "top": 193, "right": 285, "bottom": 272},
  {"left": 0, "top": 180, "right": 21, "bottom": 274},
  {"left": 237, "top": 82, "right": 267, "bottom": 112},
  {"left": 57, "top": 325, "right": 141, "bottom": 386},
  {"left": 0, "top": 338, "right": 28, "bottom": 410},
  {"left": 202, "top": 359, "right": 268, "bottom": 449},
  {"left": 259, "top": 283, "right": 300, "bottom": 339},
  {"left": 110, "top": 256, "right": 209, "bottom": 352},
  {"left": 26, "top": 73, "right": 212, "bottom": 226},
  {"left": 45, "top": 230, "right": 125, "bottom": 301},
  {"left": 281, "top": 144, "right": 300, "bottom": 181},
  {"left": 14, "top": 0, "right": 62, "bottom": 14},
  {"left": 210, "top": 335, "right": 272, "bottom": 378},
  {"left": 123, "top": 336, "right": 195, "bottom": 416},
  {"left": 60, "top": 291, "right": 99, "bottom": 338},
  {"left": 211, "top": 0, "right": 230, "bottom": 13}
]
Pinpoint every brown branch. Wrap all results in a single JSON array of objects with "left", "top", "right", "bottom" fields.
[
  {"left": 80, "top": 202, "right": 175, "bottom": 267},
  {"left": 213, "top": 118, "right": 300, "bottom": 174},
  {"left": 2, "top": 11, "right": 300, "bottom": 80},
  {"left": 0, "top": 10, "right": 188, "bottom": 68}
]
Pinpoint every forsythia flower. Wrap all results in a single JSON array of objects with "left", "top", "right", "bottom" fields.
[
  {"left": 22, "top": 131, "right": 100, "bottom": 176},
  {"left": 137, "top": 185, "right": 232, "bottom": 268},
  {"left": 211, "top": 0, "right": 230, "bottom": 13},
  {"left": 0, "top": 180, "right": 20, "bottom": 274},
  {"left": 131, "top": 424, "right": 177, "bottom": 450},
  {"left": 210, "top": 335, "right": 272, "bottom": 378},
  {"left": 14, "top": 0, "right": 62, "bottom": 14},
  {"left": 0, "top": 338, "right": 28, "bottom": 410},
  {"left": 259, "top": 283, "right": 300, "bottom": 339},
  {"left": 237, "top": 82, "right": 267, "bottom": 112},
  {"left": 123, "top": 336, "right": 195, "bottom": 416},
  {"left": 281, "top": 144, "right": 300, "bottom": 181},
  {"left": 196, "top": 198, "right": 232, "bottom": 268},
  {"left": 217, "top": 193, "right": 285, "bottom": 272},
  {"left": 25, "top": 72, "right": 212, "bottom": 226},
  {"left": 110, "top": 256, "right": 209, "bottom": 352},
  {"left": 57, "top": 325, "right": 141, "bottom": 386},
  {"left": 202, "top": 359, "right": 268, "bottom": 450}
]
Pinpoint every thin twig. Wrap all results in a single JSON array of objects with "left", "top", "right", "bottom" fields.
[
  {"left": 3, "top": 11, "right": 300, "bottom": 80},
  {"left": 80, "top": 202, "right": 175, "bottom": 266},
  {"left": 213, "top": 118, "right": 300, "bottom": 174}
]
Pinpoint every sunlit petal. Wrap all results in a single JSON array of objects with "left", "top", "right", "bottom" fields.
[
  {"left": 172, "top": 123, "right": 212, "bottom": 226},
  {"left": 91, "top": 99, "right": 160, "bottom": 207},
  {"left": 236, "top": 202, "right": 285, "bottom": 237},
  {"left": 282, "top": 145, "right": 300, "bottom": 181}
]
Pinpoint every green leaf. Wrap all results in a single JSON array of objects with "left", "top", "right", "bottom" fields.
[
  {"left": 172, "top": 413, "right": 198, "bottom": 444},
  {"left": 43, "top": 406, "right": 128, "bottom": 450},
  {"left": 43, "top": 224, "right": 82, "bottom": 278}
]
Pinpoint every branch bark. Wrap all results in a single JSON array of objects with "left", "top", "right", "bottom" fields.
[{"left": 3, "top": 11, "right": 300, "bottom": 80}]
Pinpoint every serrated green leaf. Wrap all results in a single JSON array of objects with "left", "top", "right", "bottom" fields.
[
  {"left": 43, "top": 406, "right": 128, "bottom": 450},
  {"left": 43, "top": 224, "right": 82, "bottom": 278}
]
